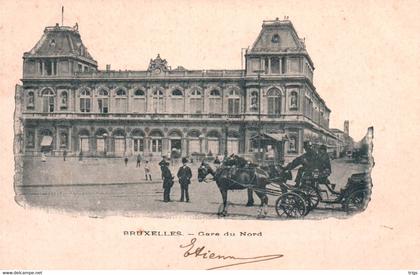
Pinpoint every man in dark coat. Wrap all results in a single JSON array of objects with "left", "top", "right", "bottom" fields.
[
  {"left": 161, "top": 160, "right": 173, "bottom": 202},
  {"left": 177, "top": 157, "right": 192, "bottom": 202},
  {"left": 285, "top": 141, "right": 319, "bottom": 186}
]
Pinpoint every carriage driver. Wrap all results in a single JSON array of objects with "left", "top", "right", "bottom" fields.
[{"left": 285, "top": 141, "right": 319, "bottom": 186}]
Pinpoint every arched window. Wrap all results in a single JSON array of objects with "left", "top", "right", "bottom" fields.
[
  {"left": 115, "top": 89, "right": 127, "bottom": 112},
  {"left": 133, "top": 89, "right": 146, "bottom": 113},
  {"left": 208, "top": 89, "right": 222, "bottom": 114},
  {"left": 171, "top": 89, "right": 184, "bottom": 113},
  {"left": 27, "top": 91, "right": 35, "bottom": 110},
  {"left": 228, "top": 89, "right": 240, "bottom": 114},
  {"left": 116, "top": 89, "right": 126, "bottom": 96},
  {"left": 250, "top": 91, "right": 258, "bottom": 111},
  {"left": 97, "top": 89, "right": 109, "bottom": 113},
  {"left": 267, "top": 88, "right": 281, "bottom": 117},
  {"left": 60, "top": 91, "right": 68, "bottom": 110},
  {"left": 153, "top": 90, "right": 165, "bottom": 113},
  {"left": 290, "top": 91, "right": 298, "bottom": 109},
  {"left": 134, "top": 89, "right": 145, "bottom": 97},
  {"left": 172, "top": 89, "right": 183, "bottom": 96},
  {"left": 79, "top": 89, "right": 91, "bottom": 113},
  {"left": 190, "top": 89, "right": 202, "bottom": 114},
  {"left": 42, "top": 88, "right": 55, "bottom": 113}
]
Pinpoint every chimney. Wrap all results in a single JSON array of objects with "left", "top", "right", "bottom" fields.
[{"left": 106, "top": 64, "right": 111, "bottom": 71}]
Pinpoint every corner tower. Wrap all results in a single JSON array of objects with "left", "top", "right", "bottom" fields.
[
  {"left": 245, "top": 18, "right": 314, "bottom": 80},
  {"left": 22, "top": 23, "right": 97, "bottom": 78}
]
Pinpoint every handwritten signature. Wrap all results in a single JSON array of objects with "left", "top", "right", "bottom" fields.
[{"left": 179, "top": 237, "right": 284, "bottom": 270}]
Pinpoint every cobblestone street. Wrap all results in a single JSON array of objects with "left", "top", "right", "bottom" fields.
[{"left": 16, "top": 156, "right": 371, "bottom": 220}]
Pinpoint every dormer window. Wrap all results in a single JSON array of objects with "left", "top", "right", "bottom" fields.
[
  {"left": 49, "top": 39, "right": 56, "bottom": 48},
  {"left": 271, "top": 34, "right": 280, "bottom": 43}
]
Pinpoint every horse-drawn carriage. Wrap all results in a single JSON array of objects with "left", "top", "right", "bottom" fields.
[{"left": 197, "top": 156, "right": 372, "bottom": 218}]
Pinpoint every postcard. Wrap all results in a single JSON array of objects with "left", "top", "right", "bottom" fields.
[{"left": 1, "top": 0, "right": 419, "bottom": 271}]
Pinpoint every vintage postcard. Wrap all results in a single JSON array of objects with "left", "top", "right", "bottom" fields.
[{"left": 1, "top": 0, "right": 419, "bottom": 271}]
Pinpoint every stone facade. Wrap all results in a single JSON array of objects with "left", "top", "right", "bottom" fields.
[{"left": 16, "top": 19, "right": 338, "bottom": 163}]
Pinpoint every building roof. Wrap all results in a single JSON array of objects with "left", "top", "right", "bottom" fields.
[
  {"left": 248, "top": 18, "right": 313, "bottom": 68},
  {"left": 24, "top": 23, "right": 97, "bottom": 65}
]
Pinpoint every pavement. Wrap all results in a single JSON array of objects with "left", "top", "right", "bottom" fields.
[{"left": 16, "top": 156, "right": 371, "bottom": 220}]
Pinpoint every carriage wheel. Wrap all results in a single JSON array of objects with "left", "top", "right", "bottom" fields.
[
  {"left": 275, "top": 192, "right": 307, "bottom": 218},
  {"left": 344, "top": 189, "right": 369, "bottom": 214},
  {"left": 299, "top": 185, "right": 320, "bottom": 212}
]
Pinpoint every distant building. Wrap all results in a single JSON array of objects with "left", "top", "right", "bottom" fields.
[
  {"left": 330, "top": 121, "right": 354, "bottom": 157},
  {"left": 15, "top": 19, "right": 338, "bottom": 162}
]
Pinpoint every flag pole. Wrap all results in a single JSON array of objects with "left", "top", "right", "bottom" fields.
[{"left": 61, "top": 6, "right": 64, "bottom": 26}]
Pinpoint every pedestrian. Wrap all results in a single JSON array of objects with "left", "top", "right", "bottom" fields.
[
  {"left": 177, "top": 157, "right": 192, "bottom": 202},
  {"left": 78, "top": 151, "right": 83, "bottom": 161},
  {"left": 144, "top": 160, "right": 152, "bottom": 181},
  {"left": 136, "top": 153, "right": 142, "bottom": 167},
  {"left": 124, "top": 155, "right": 128, "bottom": 166},
  {"left": 63, "top": 149, "right": 67, "bottom": 161},
  {"left": 161, "top": 161, "right": 173, "bottom": 202},
  {"left": 214, "top": 156, "right": 221, "bottom": 165},
  {"left": 41, "top": 151, "right": 47, "bottom": 162}
]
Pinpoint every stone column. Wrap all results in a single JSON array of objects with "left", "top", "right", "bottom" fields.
[
  {"left": 34, "top": 128, "right": 39, "bottom": 154},
  {"left": 68, "top": 127, "right": 72, "bottom": 152},
  {"left": 181, "top": 137, "right": 187, "bottom": 157}
]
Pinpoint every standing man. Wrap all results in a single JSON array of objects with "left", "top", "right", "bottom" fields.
[
  {"left": 161, "top": 160, "right": 173, "bottom": 202},
  {"left": 136, "top": 153, "right": 142, "bottom": 168},
  {"left": 124, "top": 154, "right": 128, "bottom": 166},
  {"left": 177, "top": 157, "right": 192, "bottom": 202},
  {"left": 63, "top": 149, "right": 67, "bottom": 161}
]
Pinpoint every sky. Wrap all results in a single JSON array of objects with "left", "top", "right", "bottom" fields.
[{"left": 1, "top": 0, "right": 419, "bottom": 142}]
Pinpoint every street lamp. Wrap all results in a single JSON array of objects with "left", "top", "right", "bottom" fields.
[
  {"left": 253, "top": 69, "right": 265, "bottom": 163},
  {"left": 224, "top": 117, "right": 229, "bottom": 158}
]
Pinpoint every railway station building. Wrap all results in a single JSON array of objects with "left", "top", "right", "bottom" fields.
[{"left": 16, "top": 19, "right": 338, "bottom": 163}]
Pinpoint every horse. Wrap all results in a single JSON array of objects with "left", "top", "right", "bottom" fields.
[{"left": 197, "top": 161, "right": 292, "bottom": 217}]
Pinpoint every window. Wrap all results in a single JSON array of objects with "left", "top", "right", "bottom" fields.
[
  {"left": 153, "top": 90, "right": 165, "bottom": 113},
  {"left": 171, "top": 89, "right": 184, "bottom": 113},
  {"left": 190, "top": 89, "right": 202, "bottom": 114},
  {"left": 60, "top": 91, "right": 68, "bottom": 110},
  {"left": 271, "top": 57, "right": 280, "bottom": 74},
  {"left": 43, "top": 60, "right": 57, "bottom": 76},
  {"left": 78, "top": 64, "right": 83, "bottom": 72},
  {"left": 228, "top": 89, "right": 240, "bottom": 114},
  {"left": 133, "top": 89, "right": 146, "bottom": 113},
  {"left": 116, "top": 89, "right": 126, "bottom": 96},
  {"left": 209, "top": 89, "right": 222, "bottom": 114},
  {"left": 172, "top": 89, "right": 183, "bottom": 96},
  {"left": 134, "top": 89, "right": 145, "bottom": 97},
  {"left": 80, "top": 89, "right": 91, "bottom": 113},
  {"left": 98, "top": 89, "right": 109, "bottom": 113},
  {"left": 42, "top": 89, "right": 55, "bottom": 112},
  {"left": 250, "top": 91, "right": 258, "bottom": 111},
  {"left": 264, "top": 57, "right": 269, "bottom": 74},
  {"left": 281, "top": 57, "right": 287, "bottom": 74},
  {"left": 272, "top": 34, "right": 280, "bottom": 43},
  {"left": 27, "top": 91, "right": 35, "bottom": 110},
  {"left": 267, "top": 88, "right": 281, "bottom": 117},
  {"left": 290, "top": 91, "right": 298, "bottom": 109},
  {"left": 115, "top": 89, "right": 127, "bottom": 112},
  {"left": 133, "top": 139, "right": 144, "bottom": 152}
]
